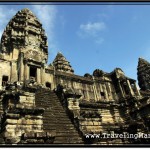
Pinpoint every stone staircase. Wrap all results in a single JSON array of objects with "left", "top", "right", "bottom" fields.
[{"left": 35, "top": 89, "right": 83, "bottom": 144}]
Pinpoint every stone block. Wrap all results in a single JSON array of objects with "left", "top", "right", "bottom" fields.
[
  {"left": 6, "top": 119, "right": 18, "bottom": 124},
  {"left": 36, "top": 132, "right": 46, "bottom": 138},
  {"left": 4, "top": 131, "right": 15, "bottom": 137},
  {"left": 6, "top": 113, "right": 20, "bottom": 119},
  {"left": 25, "top": 115, "right": 43, "bottom": 119},
  {"left": 20, "top": 96, "right": 27, "bottom": 101},
  {"left": 14, "top": 130, "right": 22, "bottom": 137},
  {"left": 93, "top": 121, "right": 100, "bottom": 126},
  {"left": 5, "top": 124, "right": 17, "bottom": 130},
  {"left": 26, "top": 97, "right": 35, "bottom": 100}
]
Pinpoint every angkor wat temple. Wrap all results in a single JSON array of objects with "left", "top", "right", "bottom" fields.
[{"left": 0, "top": 8, "right": 150, "bottom": 145}]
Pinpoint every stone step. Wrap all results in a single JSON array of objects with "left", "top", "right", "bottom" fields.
[
  {"left": 44, "top": 124, "right": 74, "bottom": 128},
  {"left": 35, "top": 94, "right": 57, "bottom": 96},
  {"left": 54, "top": 137, "right": 83, "bottom": 144},
  {"left": 44, "top": 111, "right": 66, "bottom": 115},
  {"left": 36, "top": 95, "right": 58, "bottom": 98},
  {"left": 35, "top": 89, "right": 83, "bottom": 144},
  {"left": 42, "top": 112, "right": 65, "bottom": 116},
  {"left": 43, "top": 121, "right": 74, "bottom": 125},
  {"left": 43, "top": 118, "right": 71, "bottom": 122},
  {"left": 43, "top": 113, "right": 67, "bottom": 116}
]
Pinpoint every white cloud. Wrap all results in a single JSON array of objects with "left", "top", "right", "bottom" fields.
[
  {"left": 95, "top": 38, "right": 104, "bottom": 45},
  {"left": 31, "top": 5, "right": 56, "bottom": 37},
  {"left": 31, "top": 5, "right": 58, "bottom": 62},
  {"left": 0, "top": 5, "right": 58, "bottom": 63},
  {"left": 97, "top": 13, "right": 109, "bottom": 20},
  {"left": 32, "top": 5, "right": 57, "bottom": 33},
  {"left": 80, "top": 22, "right": 106, "bottom": 36},
  {"left": 0, "top": 6, "right": 16, "bottom": 38},
  {"left": 78, "top": 21, "right": 106, "bottom": 45}
]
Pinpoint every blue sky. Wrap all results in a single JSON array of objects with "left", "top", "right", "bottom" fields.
[{"left": 0, "top": 3, "right": 150, "bottom": 82}]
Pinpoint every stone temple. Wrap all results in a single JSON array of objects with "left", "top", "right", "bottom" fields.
[{"left": 0, "top": 8, "right": 150, "bottom": 145}]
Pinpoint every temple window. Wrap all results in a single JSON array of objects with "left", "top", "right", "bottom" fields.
[
  {"left": 45, "top": 82, "right": 51, "bottom": 89},
  {"left": 100, "top": 92, "right": 105, "bottom": 99},
  {"left": 2, "top": 75, "right": 8, "bottom": 87},
  {"left": 29, "top": 66, "right": 37, "bottom": 80}
]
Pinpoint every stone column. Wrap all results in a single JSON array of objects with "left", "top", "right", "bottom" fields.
[
  {"left": 127, "top": 79, "right": 134, "bottom": 96},
  {"left": 37, "top": 68, "right": 41, "bottom": 84},
  {"left": 107, "top": 82, "right": 113, "bottom": 100},
  {"left": 10, "top": 61, "right": 17, "bottom": 82},
  {"left": 93, "top": 84, "right": 98, "bottom": 101},
  {"left": 118, "top": 80, "right": 125, "bottom": 98},
  {"left": 104, "top": 84, "right": 109, "bottom": 100},
  {"left": 40, "top": 66, "right": 44, "bottom": 84},
  {"left": 24, "top": 62, "right": 29, "bottom": 81},
  {"left": 19, "top": 53, "right": 24, "bottom": 82},
  {"left": 85, "top": 84, "right": 90, "bottom": 100},
  {"left": 134, "top": 82, "right": 141, "bottom": 96},
  {"left": 99, "top": 84, "right": 103, "bottom": 100},
  {"left": 92, "top": 77, "right": 98, "bottom": 101}
]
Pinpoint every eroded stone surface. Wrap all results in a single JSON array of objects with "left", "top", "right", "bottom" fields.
[
  {"left": 138, "top": 58, "right": 150, "bottom": 91},
  {"left": 0, "top": 8, "right": 149, "bottom": 145}
]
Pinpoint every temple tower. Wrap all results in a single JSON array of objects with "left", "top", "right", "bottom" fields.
[
  {"left": 53, "top": 52, "right": 74, "bottom": 74},
  {"left": 137, "top": 57, "right": 150, "bottom": 91},
  {"left": 0, "top": 8, "right": 48, "bottom": 87}
]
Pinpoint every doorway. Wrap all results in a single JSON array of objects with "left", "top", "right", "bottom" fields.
[
  {"left": 45, "top": 82, "right": 51, "bottom": 89},
  {"left": 29, "top": 66, "right": 37, "bottom": 80},
  {"left": 2, "top": 75, "right": 8, "bottom": 86}
]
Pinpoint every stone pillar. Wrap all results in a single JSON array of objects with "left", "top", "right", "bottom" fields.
[
  {"left": 118, "top": 80, "right": 125, "bottom": 98},
  {"left": 127, "top": 79, "right": 134, "bottom": 96},
  {"left": 93, "top": 84, "right": 98, "bottom": 101},
  {"left": 85, "top": 84, "right": 90, "bottom": 101},
  {"left": 99, "top": 84, "right": 103, "bottom": 100},
  {"left": 107, "top": 82, "right": 113, "bottom": 100},
  {"left": 41, "top": 66, "right": 44, "bottom": 84},
  {"left": 92, "top": 77, "right": 98, "bottom": 101},
  {"left": 134, "top": 82, "right": 141, "bottom": 96},
  {"left": 37, "top": 68, "right": 41, "bottom": 84},
  {"left": 96, "top": 83, "right": 101, "bottom": 101},
  {"left": 24, "top": 62, "right": 29, "bottom": 81},
  {"left": 19, "top": 53, "right": 24, "bottom": 82},
  {"left": 10, "top": 61, "right": 17, "bottom": 82},
  {"left": 104, "top": 84, "right": 109, "bottom": 100}
]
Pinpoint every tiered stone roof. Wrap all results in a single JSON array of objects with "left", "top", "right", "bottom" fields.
[
  {"left": 137, "top": 57, "right": 150, "bottom": 90},
  {"left": 0, "top": 8, "right": 48, "bottom": 58},
  {"left": 53, "top": 52, "right": 74, "bottom": 74}
]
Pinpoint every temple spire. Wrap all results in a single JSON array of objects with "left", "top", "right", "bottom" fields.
[
  {"left": 137, "top": 57, "right": 150, "bottom": 90},
  {"left": 53, "top": 52, "right": 74, "bottom": 74},
  {"left": 0, "top": 8, "right": 48, "bottom": 59}
]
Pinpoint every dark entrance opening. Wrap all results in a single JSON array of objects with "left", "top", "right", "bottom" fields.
[
  {"left": 100, "top": 92, "right": 105, "bottom": 99},
  {"left": 45, "top": 82, "right": 51, "bottom": 89},
  {"left": 30, "top": 66, "right": 37, "bottom": 79},
  {"left": 2, "top": 75, "right": 8, "bottom": 87}
]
